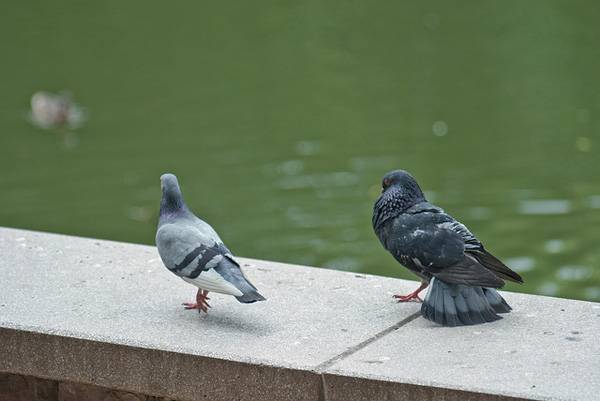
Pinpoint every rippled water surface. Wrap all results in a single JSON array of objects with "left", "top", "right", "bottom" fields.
[{"left": 1, "top": 2, "right": 599, "bottom": 301}]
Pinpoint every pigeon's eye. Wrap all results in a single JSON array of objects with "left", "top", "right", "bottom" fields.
[{"left": 382, "top": 178, "right": 391, "bottom": 188}]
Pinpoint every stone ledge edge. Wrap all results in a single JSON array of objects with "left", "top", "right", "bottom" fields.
[{"left": 1, "top": 326, "right": 540, "bottom": 401}]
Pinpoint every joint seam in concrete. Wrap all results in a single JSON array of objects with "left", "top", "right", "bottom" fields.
[
  {"left": 318, "top": 373, "right": 329, "bottom": 401},
  {"left": 314, "top": 311, "right": 421, "bottom": 373},
  {"left": 315, "top": 312, "right": 420, "bottom": 401}
]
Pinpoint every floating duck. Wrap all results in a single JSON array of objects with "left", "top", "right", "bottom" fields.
[{"left": 29, "top": 91, "right": 86, "bottom": 130}]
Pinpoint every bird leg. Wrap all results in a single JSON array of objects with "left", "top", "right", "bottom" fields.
[
  {"left": 393, "top": 282, "right": 429, "bottom": 302},
  {"left": 182, "top": 289, "right": 211, "bottom": 313}
]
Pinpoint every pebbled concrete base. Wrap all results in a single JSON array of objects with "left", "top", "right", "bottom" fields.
[
  {"left": 0, "top": 373, "right": 174, "bottom": 401},
  {"left": 0, "top": 227, "right": 598, "bottom": 401},
  {"left": 0, "top": 373, "right": 58, "bottom": 401}
]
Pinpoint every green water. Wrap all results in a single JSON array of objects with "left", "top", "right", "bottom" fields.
[{"left": 1, "top": 2, "right": 599, "bottom": 301}]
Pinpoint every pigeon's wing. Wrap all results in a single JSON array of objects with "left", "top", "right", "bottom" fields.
[
  {"left": 437, "top": 219, "right": 523, "bottom": 284},
  {"left": 156, "top": 223, "right": 243, "bottom": 296},
  {"left": 390, "top": 214, "right": 504, "bottom": 288}
]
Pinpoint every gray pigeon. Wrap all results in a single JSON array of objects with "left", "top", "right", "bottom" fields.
[
  {"left": 156, "top": 173, "right": 265, "bottom": 313},
  {"left": 372, "top": 170, "right": 523, "bottom": 326}
]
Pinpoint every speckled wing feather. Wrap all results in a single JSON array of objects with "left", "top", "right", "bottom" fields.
[
  {"left": 436, "top": 218, "right": 523, "bottom": 284},
  {"left": 387, "top": 211, "right": 504, "bottom": 288}
]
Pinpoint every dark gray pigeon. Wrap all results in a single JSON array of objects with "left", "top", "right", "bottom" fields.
[
  {"left": 156, "top": 173, "right": 265, "bottom": 313},
  {"left": 372, "top": 170, "right": 523, "bottom": 326}
]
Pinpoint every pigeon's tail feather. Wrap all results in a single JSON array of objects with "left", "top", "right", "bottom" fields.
[
  {"left": 422, "top": 278, "right": 507, "bottom": 326},
  {"left": 214, "top": 260, "right": 266, "bottom": 304},
  {"left": 235, "top": 290, "right": 266, "bottom": 304},
  {"left": 482, "top": 287, "right": 511, "bottom": 313}
]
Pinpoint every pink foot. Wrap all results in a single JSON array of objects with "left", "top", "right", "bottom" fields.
[
  {"left": 393, "top": 282, "right": 428, "bottom": 303},
  {"left": 182, "top": 290, "right": 211, "bottom": 313},
  {"left": 393, "top": 293, "right": 423, "bottom": 302}
]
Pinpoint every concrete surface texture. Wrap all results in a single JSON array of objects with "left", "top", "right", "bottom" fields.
[{"left": 0, "top": 227, "right": 598, "bottom": 401}]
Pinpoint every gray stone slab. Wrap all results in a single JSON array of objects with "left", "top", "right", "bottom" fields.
[
  {"left": 0, "top": 227, "right": 417, "bottom": 400},
  {"left": 323, "top": 292, "right": 600, "bottom": 401}
]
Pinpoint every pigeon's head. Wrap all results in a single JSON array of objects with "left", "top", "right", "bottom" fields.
[
  {"left": 380, "top": 169, "right": 424, "bottom": 198},
  {"left": 373, "top": 170, "right": 426, "bottom": 230},
  {"left": 160, "top": 173, "right": 186, "bottom": 214},
  {"left": 160, "top": 173, "right": 180, "bottom": 192}
]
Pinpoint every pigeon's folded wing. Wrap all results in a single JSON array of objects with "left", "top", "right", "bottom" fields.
[
  {"left": 426, "top": 254, "right": 505, "bottom": 288},
  {"left": 437, "top": 219, "right": 523, "bottom": 284},
  {"left": 156, "top": 224, "right": 215, "bottom": 270},
  {"left": 398, "top": 222, "right": 504, "bottom": 288},
  {"left": 156, "top": 223, "right": 244, "bottom": 296}
]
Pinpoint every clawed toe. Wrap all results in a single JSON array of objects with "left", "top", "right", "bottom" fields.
[
  {"left": 392, "top": 293, "right": 423, "bottom": 302},
  {"left": 182, "top": 289, "right": 212, "bottom": 313},
  {"left": 392, "top": 283, "right": 428, "bottom": 303}
]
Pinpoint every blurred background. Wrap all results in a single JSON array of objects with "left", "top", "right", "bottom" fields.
[{"left": 1, "top": 2, "right": 599, "bottom": 301}]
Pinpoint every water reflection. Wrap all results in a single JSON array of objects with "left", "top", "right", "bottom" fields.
[
  {"left": 276, "top": 160, "right": 304, "bottom": 175},
  {"left": 277, "top": 171, "right": 359, "bottom": 189},
  {"left": 584, "top": 287, "right": 600, "bottom": 300},
  {"left": 324, "top": 256, "right": 362, "bottom": 272},
  {"left": 544, "top": 239, "right": 566, "bottom": 254},
  {"left": 432, "top": 120, "right": 448, "bottom": 137},
  {"left": 575, "top": 136, "right": 592, "bottom": 153},
  {"left": 466, "top": 206, "right": 491, "bottom": 221},
  {"left": 518, "top": 200, "right": 571, "bottom": 215},
  {"left": 588, "top": 196, "right": 600, "bottom": 209},
  {"left": 2, "top": 1, "right": 599, "bottom": 303},
  {"left": 295, "top": 140, "right": 321, "bottom": 156},
  {"left": 556, "top": 266, "right": 592, "bottom": 282},
  {"left": 538, "top": 282, "right": 559, "bottom": 297},
  {"left": 349, "top": 156, "right": 398, "bottom": 172},
  {"left": 126, "top": 206, "right": 152, "bottom": 223},
  {"left": 504, "top": 257, "right": 536, "bottom": 273}
]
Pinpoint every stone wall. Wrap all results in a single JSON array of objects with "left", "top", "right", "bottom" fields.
[
  {"left": 0, "top": 373, "right": 173, "bottom": 401},
  {"left": 1, "top": 227, "right": 598, "bottom": 401}
]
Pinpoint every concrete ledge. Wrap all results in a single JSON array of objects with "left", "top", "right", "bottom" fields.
[{"left": 0, "top": 227, "right": 598, "bottom": 401}]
